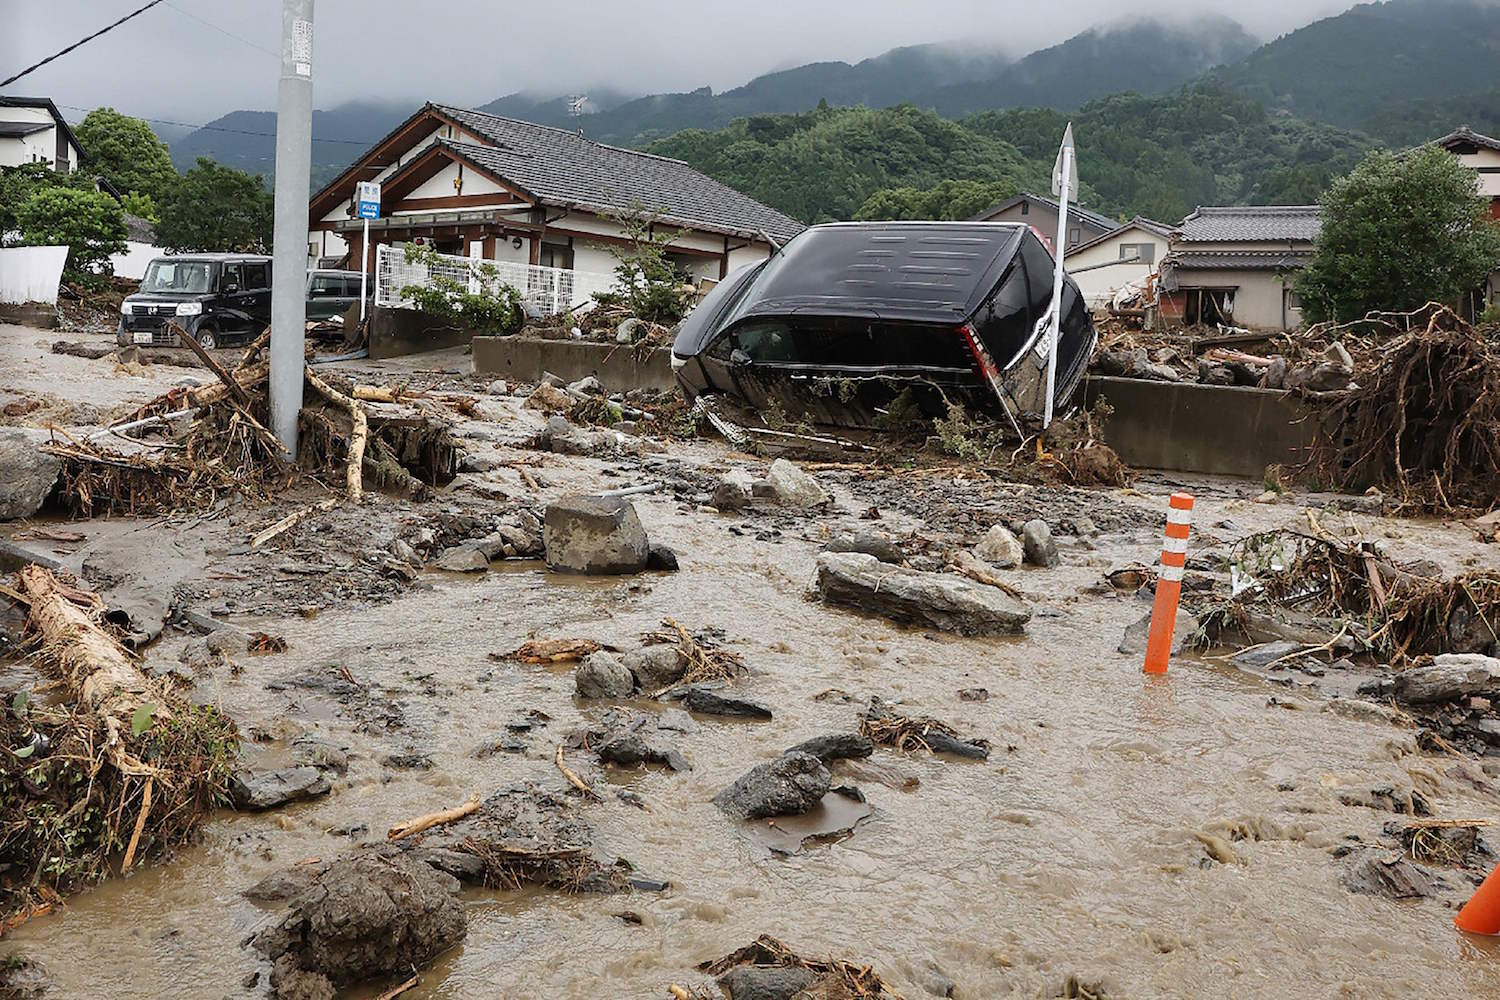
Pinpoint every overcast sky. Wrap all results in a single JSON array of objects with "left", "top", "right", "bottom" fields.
[{"left": 6, "top": 0, "right": 1352, "bottom": 129}]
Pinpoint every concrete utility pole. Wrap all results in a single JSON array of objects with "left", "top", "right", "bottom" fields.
[{"left": 269, "top": 0, "right": 314, "bottom": 458}]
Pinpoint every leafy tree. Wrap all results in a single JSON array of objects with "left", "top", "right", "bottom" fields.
[
  {"left": 854, "top": 179, "right": 1019, "bottom": 221},
  {"left": 593, "top": 204, "right": 689, "bottom": 324},
  {"left": 156, "top": 157, "right": 272, "bottom": 252},
  {"left": 0, "top": 163, "right": 93, "bottom": 241},
  {"left": 120, "top": 191, "right": 159, "bottom": 223},
  {"left": 74, "top": 108, "right": 179, "bottom": 204},
  {"left": 14, "top": 186, "right": 127, "bottom": 287},
  {"left": 1296, "top": 146, "right": 1500, "bottom": 323}
]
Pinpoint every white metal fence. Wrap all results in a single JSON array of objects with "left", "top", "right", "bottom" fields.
[{"left": 374, "top": 243, "right": 616, "bottom": 317}]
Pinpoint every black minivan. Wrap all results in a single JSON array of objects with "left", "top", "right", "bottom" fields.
[
  {"left": 117, "top": 253, "right": 273, "bottom": 349},
  {"left": 671, "top": 222, "right": 1097, "bottom": 431}
]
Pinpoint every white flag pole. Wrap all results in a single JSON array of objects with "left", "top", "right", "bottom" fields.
[{"left": 1044, "top": 123, "right": 1076, "bottom": 430}]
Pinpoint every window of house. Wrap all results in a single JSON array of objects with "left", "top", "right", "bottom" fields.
[
  {"left": 539, "top": 244, "right": 574, "bottom": 270},
  {"left": 1119, "top": 243, "right": 1155, "bottom": 264},
  {"left": 1285, "top": 289, "right": 1302, "bottom": 310},
  {"left": 1068, "top": 227, "right": 1081, "bottom": 244},
  {"left": 1020, "top": 202, "right": 1029, "bottom": 216}
]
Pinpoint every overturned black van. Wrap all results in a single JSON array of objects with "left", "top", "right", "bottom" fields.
[{"left": 670, "top": 222, "right": 1097, "bottom": 430}]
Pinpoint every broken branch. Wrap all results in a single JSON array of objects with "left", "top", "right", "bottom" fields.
[
  {"left": 386, "top": 796, "right": 481, "bottom": 842},
  {"left": 554, "top": 745, "right": 600, "bottom": 801}
]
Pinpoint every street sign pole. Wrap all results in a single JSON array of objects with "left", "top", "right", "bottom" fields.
[
  {"left": 356, "top": 181, "right": 380, "bottom": 322},
  {"left": 1044, "top": 123, "right": 1077, "bottom": 430},
  {"left": 269, "top": 0, "right": 314, "bottom": 459}
]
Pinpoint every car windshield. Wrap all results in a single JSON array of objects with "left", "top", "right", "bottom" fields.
[{"left": 140, "top": 260, "right": 215, "bottom": 294}]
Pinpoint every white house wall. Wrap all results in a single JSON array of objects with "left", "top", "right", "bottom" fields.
[
  {"left": 1174, "top": 268, "right": 1300, "bottom": 330},
  {"left": 108, "top": 240, "right": 159, "bottom": 281},
  {"left": 572, "top": 242, "right": 617, "bottom": 278},
  {"left": 1065, "top": 227, "right": 1170, "bottom": 307},
  {"left": 726, "top": 245, "right": 771, "bottom": 272},
  {"left": 1452, "top": 146, "right": 1500, "bottom": 198},
  {"left": 0, "top": 245, "right": 68, "bottom": 304},
  {"left": 397, "top": 160, "right": 507, "bottom": 203}
]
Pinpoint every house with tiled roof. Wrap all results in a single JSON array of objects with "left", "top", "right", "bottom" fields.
[
  {"left": 1156, "top": 205, "right": 1322, "bottom": 330},
  {"left": 0, "top": 96, "right": 85, "bottom": 174},
  {"left": 969, "top": 192, "right": 1120, "bottom": 250},
  {"left": 1061, "top": 216, "right": 1174, "bottom": 308},
  {"left": 308, "top": 102, "right": 803, "bottom": 286}
]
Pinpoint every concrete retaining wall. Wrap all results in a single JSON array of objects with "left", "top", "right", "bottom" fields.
[
  {"left": 367, "top": 305, "right": 476, "bottom": 360},
  {"left": 0, "top": 245, "right": 67, "bottom": 306},
  {"left": 472, "top": 335, "right": 675, "bottom": 391},
  {"left": 1085, "top": 376, "right": 1316, "bottom": 478}
]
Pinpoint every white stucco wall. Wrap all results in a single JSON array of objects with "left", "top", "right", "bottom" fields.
[
  {"left": 726, "top": 244, "right": 771, "bottom": 272},
  {"left": 1173, "top": 268, "right": 1301, "bottom": 330},
  {"left": 0, "top": 245, "right": 68, "bottom": 304},
  {"left": 1065, "top": 227, "right": 1170, "bottom": 307},
  {"left": 1452, "top": 146, "right": 1500, "bottom": 198},
  {"left": 571, "top": 242, "right": 616, "bottom": 278},
  {"left": 398, "top": 160, "right": 507, "bottom": 203},
  {"left": 0, "top": 107, "right": 62, "bottom": 169},
  {"left": 108, "top": 240, "right": 159, "bottom": 281}
]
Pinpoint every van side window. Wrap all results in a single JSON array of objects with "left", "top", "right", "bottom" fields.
[
  {"left": 310, "top": 275, "right": 341, "bottom": 297},
  {"left": 220, "top": 264, "right": 244, "bottom": 292},
  {"left": 1020, "top": 233, "right": 1055, "bottom": 317},
  {"left": 242, "top": 263, "right": 269, "bottom": 289},
  {"left": 973, "top": 261, "right": 1031, "bottom": 361}
]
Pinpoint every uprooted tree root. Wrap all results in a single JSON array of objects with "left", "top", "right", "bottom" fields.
[
  {"left": 2, "top": 568, "right": 238, "bottom": 928},
  {"left": 934, "top": 397, "right": 1129, "bottom": 488},
  {"left": 1304, "top": 306, "right": 1500, "bottom": 510},
  {"left": 700, "top": 934, "right": 908, "bottom": 1000}
]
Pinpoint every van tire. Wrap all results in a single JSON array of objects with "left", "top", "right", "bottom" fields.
[{"left": 195, "top": 325, "right": 217, "bottom": 351}]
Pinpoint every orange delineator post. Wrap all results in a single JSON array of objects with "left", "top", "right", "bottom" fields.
[
  {"left": 1456, "top": 863, "right": 1500, "bottom": 935},
  {"left": 1144, "top": 492, "right": 1195, "bottom": 675}
]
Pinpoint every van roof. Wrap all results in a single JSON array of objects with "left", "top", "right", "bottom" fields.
[
  {"left": 150, "top": 253, "right": 271, "bottom": 263},
  {"left": 733, "top": 222, "right": 1030, "bottom": 325}
]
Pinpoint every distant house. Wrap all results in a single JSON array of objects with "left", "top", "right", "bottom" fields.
[
  {"left": 308, "top": 103, "right": 803, "bottom": 290},
  {"left": 1156, "top": 206, "right": 1321, "bottom": 330},
  {"left": 969, "top": 193, "right": 1119, "bottom": 251},
  {"left": 1429, "top": 125, "right": 1500, "bottom": 310},
  {"left": 0, "top": 96, "right": 85, "bottom": 173},
  {"left": 1062, "top": 217, "right": 1173, "bottom": 308}
]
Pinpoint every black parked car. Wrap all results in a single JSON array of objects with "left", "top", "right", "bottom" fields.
[
  {"left": 118, "top": 254, "right": 272, "bottom": 349},
  {"left": 671, "top": 222, "right": 1098, "bottom": 430}
]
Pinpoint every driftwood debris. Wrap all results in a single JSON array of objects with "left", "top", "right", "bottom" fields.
[
  {"left": 250, "top": 497, "right": 341, "bottom": 549},
  {"left": 386, "top": 795, "right": 481, "bottom": 841},
  {"left": 307, "top": 370, "right": 369, "bottom": 502},
  {"left": 554, "top": 745, "right": 600, "bottom": 801}
]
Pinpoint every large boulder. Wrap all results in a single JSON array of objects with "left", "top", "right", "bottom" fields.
[
  {"left": 252, "top": 851, "right": 466, "bottom": 993},
  {"left": 1394, "top": 654, "right": 1500, "bottom": 705},
  {"left": 230, "top": 766, "right": 331, "bottom": 811},
  {"left": 575, "top": 651, "right": 636, "bottom": 699},
  {"left": 1021, "top": 519, "right": 1059, "bottom": 568},
  {"left": 974, "top": 525, "right": 1023, "bottom": 569},
  {"left": 712, "top": 469, "right": 755, "bottom": 512},
  {"left": 717, "top": 966, "right": 819, "bottom": 1000},
  {"left": 713, "top": 751, "right": 831, "bottom": 820},
  {"left": 543, "top": 495, "right": 649, "bottom": 575},
  {"left": 766, "top": 459, "right": 829, "bottom": 508},
  {"left": 0, "top": 428, "right": 60, "bottom": 521},
  {"left": 813, "top": 551, "right": 1030, "bottom": 636},
  {"left": 623, "top": 645, "right": 688, "bottom": 690}
]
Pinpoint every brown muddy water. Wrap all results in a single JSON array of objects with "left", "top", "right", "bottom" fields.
[{"left": 7, "top": 475, "right": 1500, "bottom": 998}]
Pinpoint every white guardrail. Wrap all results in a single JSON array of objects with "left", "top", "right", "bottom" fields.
[{"left": 374, "top": 243, "right": 616, "bottom": 317}]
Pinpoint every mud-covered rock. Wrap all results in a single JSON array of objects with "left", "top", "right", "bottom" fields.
[
  {"left": 1393, "top": 654, "right": 1500, "bottom": 705},
  {"left": 525, "top": 382, "right": 573, "bottom": 412},
  {"left": 767, "top": 459, "right": 829, "bottom": 508},
  {"left": 252, "top": 851, "right": 466, "bottom": 992},
  {"left": 717, "top": 965, "right": 819, "bottom": 1000},
  {"left": 1021, "top": 519, "right": 1059, "bottom": 568},
  {"left": 682, "top": 686, "right": 773, "bottom": 719},
  {"left": 647, "top": 543, "right": 680, "bottom": 572},
  {"left": 543, "top": 495, "right": 649, "bottom": 575},
  {"left": 575, "top": 651, "right": 635, "bottom": 699},
  {"left": 623, "top": 645, "right": 688, "bottom": 691},
  {"left": 785, "top": 733, "right": 875, "bottom": 762},
  {"left": 0, "top": 428, "right": 60, "bottom": 522},
  {"left": 712, "top": 469, "right": 755, "bottom": 512},
  {"left": 814, "top": 551, "right": 1030, "bottom": 636},
  {"left": 0, "top": 956, "right": 49, "bottom": 1000},
  {"left": 590, "top": 709, "right": 691, "bottom": 772},
  {"left": 1341, "top": 853, "right": 1439, "bottom": 899},
  {"left": 974, "top": 524, "right": 1024, "bottom": 569},
  {"left": 1118, "top": 610, "right": 1201, "bottom": 656},
  {"left": 824, "top": 531, "right": 904, "bottom": 564},
  {"left": 714, "top": 751, "right": 831, "bottom": 820},
  {"left": 433, "top": 545, "right": 488, "bottom": 572},
  {"left": 231, "top": 766, "right": 331, "bottom": 811}
]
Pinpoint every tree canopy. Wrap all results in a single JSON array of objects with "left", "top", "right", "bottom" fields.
[
  {"left": 1295, "top": 146, "right": 1500, "bottom": 323},
  {"left": 14, "top": 186, "right": 127, "bottom": 287},
  {"left": 74, "top": 108, "right": 179, "bottom": 205},
  {"left": 155, "top": 157, "right": 273, "bottom": 253}
]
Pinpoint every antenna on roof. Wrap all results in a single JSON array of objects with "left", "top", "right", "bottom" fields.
[{"left": 568, "top": 95, "right": 587, "bottom": 136}]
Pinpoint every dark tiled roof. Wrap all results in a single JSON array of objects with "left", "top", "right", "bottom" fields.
[
  {"left": 969, "top": 192, "right": 1120, "bottom": 234},
  {"left": 1164, "top": 249, "right": 1312, "bottom": 271},
  {"left": 0, "top": 121, "right": 49, "bottom": 138},
  {"left": 123, "top": 213, "right": 156, "bottom": 243},
  {"left": 1429, "top": 125, "right": 1500, "bottom": 154},
  {"left": 432, "top": 105, "right": 804, "bottom": 241},
  {"left": 1175, "top": 206, "right": 1321, "bottom": 243}
]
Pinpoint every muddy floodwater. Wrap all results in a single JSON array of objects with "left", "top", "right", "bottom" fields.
[{"left": 4, "top": 327, "right": 1500, "bottom": 998}]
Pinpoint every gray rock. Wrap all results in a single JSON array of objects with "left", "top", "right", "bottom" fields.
[
  {"left": 616, "top": 317, "right": 643, "bottom": 344},
  {"left": 1231, "top": 641, "right": 1306, "bottom": 668},
  {"left": 1117, "top": 610, "right": 1201, "bottom": 656},
  {"left": 824, "top": 531, "right": 905, "bottom": 564},
  {"left": 433, "top": 546, "right": 488, "bottom": 573},
  {"left": 0, "top": 428, "right": 61, "bottom": 521},
  {"left": 1342, "top": 853, "right": 1437, "bottom": 899},
  {"left": 1021, "top": 519, "right": 1059, "bottom": 568},
  {"left": 646, "top": 543, "right": 679, "bottom": 572},
  {"left": 623, "top": 645, "right": 688, "bottom": 691},
  {"left": 485, "top": 379, "right": 508, "bottom": 396},
  {"left": 543, "top": 495, "right": 649, "bottom": 575},
  {"left": 1073, "top": 516, "right": 1099, "bottom": 538},
  {"left": 974, "top": 524, "right": 1024, "bottom": 568},
  {"left": 767, "top": 458, "right": 829, "bottom": 508},
  {"left": 540, "top": 414, "right": 572, "bottom": 448},
  {"left": 567, "top": 375, "right": 604, "bottom": 397},
  {"left": 1263, "top": 357, "right": 1287, "bottom": 390},
  {"left": 595, "top": 714, "right": 691, "bottom": 772},
  {"left": 252, "top": 851, "right": 465, "bottom": 990},
  {"left": 717, "top": 966, "right": 819, "bottom": 1000},
  {"left": 472, "top": 532, "right": 509, "bottom": 561},
  {"left": 712, "top": 469, "right": 754, "bottom": 511},
  {"left": 813, "top": 551, "right": 1030, "bottom": 636},
  {"left": 230, "top": 766, "right": 331, "bottom": 810},
  {"left": 540, "top": 371, "right": 564, "bottom": 387},
  {"left": 750, "top": 479, "right": 777, "bottom": 499},
  {"left": 497, "top": 523, "right": 543, "bottom": 558},
  {"left": 682, "top": 686, "right": 773, "bottom": 719},
  {"left": 575, "top": 651, "right": 635, "bottom": 699},
  {"left": 389, "top": 538, "right": 420, "bottom": 566},
  {"left": 713, "top": 751, "right": 831, "bottom": 819},
  {"left": 785, "top": 733, "right": 874, "bottom": 762},
  {"left": 1393, "top": 654, "right": 1500, "bottom": 705}
]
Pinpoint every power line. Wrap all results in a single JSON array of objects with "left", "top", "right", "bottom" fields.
[
  {"left": 1, "top": 0, "right": 169, "bottom": 89},
  {"left": 162, "top": 2, "right": 279, "bottom": 58}
]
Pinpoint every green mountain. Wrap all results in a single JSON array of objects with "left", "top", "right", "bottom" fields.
[
  {"left": 649, "top": 86, "right": 1376, "bottom": 227},
  {"left": 1210, "top": 0, "right": 1500, "bottom": 140}
]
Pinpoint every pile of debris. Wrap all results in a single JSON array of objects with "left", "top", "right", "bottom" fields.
[
  {"left": 692, "top": 934, "right": 909, "bottom": 1000},
  {"left": 1, "top": 566, "right": 238, "bottom": 929}
]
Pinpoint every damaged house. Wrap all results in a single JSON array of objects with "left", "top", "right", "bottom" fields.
[
  {"left": 1061, "top": 216, "right": 1174, "bottom": 309},
  {"left": 308, "top": 103, "right": 803, "bottom": 307},
  {"left": 1155, "top": 205, "right": 1321, "bottom": 330}
]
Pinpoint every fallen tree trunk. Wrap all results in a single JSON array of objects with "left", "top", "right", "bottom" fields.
[{"left": 306, "top": 369, "right": 368, "bottom": 502}]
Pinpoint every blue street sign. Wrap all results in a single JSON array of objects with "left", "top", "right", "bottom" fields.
[{"left": 356, "top": 181, "right": 381, "bottom": 220}]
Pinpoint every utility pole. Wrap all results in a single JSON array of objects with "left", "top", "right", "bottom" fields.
[{"left": 269, "top": 0, "right": 314, "bottom": 458}]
